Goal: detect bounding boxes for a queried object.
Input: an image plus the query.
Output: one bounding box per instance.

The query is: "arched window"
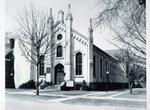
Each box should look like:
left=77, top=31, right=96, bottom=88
left=57, top=45, right=63, bottom=57
left=39, top=55, right=45, bottom=75
left=100, top=59, right=103, bottom=78
left=76, top=52, right=82, bottom=75
left=93, top=55, right=96, bottom=77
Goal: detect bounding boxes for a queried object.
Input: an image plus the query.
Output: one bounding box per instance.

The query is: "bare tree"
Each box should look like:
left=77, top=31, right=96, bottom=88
left=114, top=49, right=146, bottom=94
left=95, top=0, right=146, bottom=60
left=15, top=5, right=52, bottom=95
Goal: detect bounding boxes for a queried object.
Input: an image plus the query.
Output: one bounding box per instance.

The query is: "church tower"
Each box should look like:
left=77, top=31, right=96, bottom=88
left=65, top=4, right=74, bottom=81
left=88, top=19, right=94, bottom=85
left=30, top=35, right=36, bottom=81
left=47, top=8, right=55, bottom=85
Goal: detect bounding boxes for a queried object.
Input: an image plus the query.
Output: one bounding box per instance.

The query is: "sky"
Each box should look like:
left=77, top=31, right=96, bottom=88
left=5, top=0, right=118, bottom=50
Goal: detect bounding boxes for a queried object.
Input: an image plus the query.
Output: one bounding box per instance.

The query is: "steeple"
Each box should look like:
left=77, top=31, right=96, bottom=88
left=47, top=8, right=54, bottom=24
left=89, top=18, right=93, bottom=33
left=89, top=18, right=93, bottom=42
left=88, top=18, right=94, bottom=84
left=47, top=8, right=55, bottom=85
left=65, top=4, right=74, bottom=81
left=66, top=4, right=73, bottom=20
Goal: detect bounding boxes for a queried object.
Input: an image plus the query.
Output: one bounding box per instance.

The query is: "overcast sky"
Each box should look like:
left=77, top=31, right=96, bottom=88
left=5, top=0, right=118, bottom=50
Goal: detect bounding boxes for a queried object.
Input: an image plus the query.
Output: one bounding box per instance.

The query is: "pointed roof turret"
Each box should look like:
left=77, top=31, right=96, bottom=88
left=89, top=18, right=93, bottom=43
left=89, top=18, right=93, bottom=32
left=47, top=8, right=54, bottom=24
left=66, top=4, right=73, bottom=20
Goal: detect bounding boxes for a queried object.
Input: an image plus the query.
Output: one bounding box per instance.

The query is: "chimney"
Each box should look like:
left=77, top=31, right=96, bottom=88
left=10, top=38, right=15, bottom=49
left=57, top=10, right=64, bottom=23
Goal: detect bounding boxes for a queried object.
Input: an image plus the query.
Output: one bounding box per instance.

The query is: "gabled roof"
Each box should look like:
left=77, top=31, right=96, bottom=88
left=105, top=49, right=121, bottom=59
left=54, top=22, right=117, bottom=60
left=5, top=32, right=15, bottom=56
left=5, top=48, right=13, bottom=57
left=53, top=21, right=88, bottom=41
left=5, top=50, right=14, bottom=60
left=72, top=29, right=88, bottom=41
left=93, top=45, right=117, bottom=62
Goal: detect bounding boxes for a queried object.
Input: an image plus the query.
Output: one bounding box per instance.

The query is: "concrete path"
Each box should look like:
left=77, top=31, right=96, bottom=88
left=5, top=88, right=146, bottom=110
left=6, top=97, right=145, bottom=110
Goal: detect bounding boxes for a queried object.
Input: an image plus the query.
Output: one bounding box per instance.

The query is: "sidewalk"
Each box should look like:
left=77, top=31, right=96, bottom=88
left=5, top=88, right=146, bottom=109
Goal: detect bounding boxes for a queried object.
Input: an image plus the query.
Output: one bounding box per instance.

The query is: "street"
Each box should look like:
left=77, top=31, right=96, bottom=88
left=5, top=88, right=146, bottom=110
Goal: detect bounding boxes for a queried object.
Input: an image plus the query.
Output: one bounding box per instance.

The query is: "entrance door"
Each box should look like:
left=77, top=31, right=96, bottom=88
left=55, top=64, right=64, bottom=85
left=56, top=72, right=64, bottom=85
left=5, top=52, right=15, bottom=88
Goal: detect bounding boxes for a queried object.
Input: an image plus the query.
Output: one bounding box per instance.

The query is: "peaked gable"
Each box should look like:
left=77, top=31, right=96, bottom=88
left=53, top=22, right=88, bottom=46
left=53, top=22, right=88, bottom=40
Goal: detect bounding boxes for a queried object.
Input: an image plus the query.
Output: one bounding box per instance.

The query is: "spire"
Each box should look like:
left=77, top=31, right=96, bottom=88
left=66, top=4, right=73, bottom=20
left=50, top=8, right=52, bottom=17
left=89, top=18, right=93, bottom=32
left=89, top=18, right=93, bottom=42
left=47, top=8, right=54, bottom=24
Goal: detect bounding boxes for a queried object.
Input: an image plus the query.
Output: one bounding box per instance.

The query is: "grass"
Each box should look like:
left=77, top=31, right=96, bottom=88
left=62, top=98, right=146, bottom=108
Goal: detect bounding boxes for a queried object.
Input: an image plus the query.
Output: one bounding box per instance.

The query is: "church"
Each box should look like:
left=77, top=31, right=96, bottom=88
left=6, top=5, right=127, bottom=90
left=36, top=5, right=127, bottom=90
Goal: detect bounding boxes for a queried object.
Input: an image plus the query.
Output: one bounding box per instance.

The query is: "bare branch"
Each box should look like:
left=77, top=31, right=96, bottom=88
left=95, top=0, right=146, bottom=62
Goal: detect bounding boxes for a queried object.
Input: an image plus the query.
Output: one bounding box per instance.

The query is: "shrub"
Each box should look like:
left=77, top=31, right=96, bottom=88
left=19, top=80, right=36, bottom=89
left=89, top=84, right=96, bottom=91
left=80, top=80, right=88, bottom=91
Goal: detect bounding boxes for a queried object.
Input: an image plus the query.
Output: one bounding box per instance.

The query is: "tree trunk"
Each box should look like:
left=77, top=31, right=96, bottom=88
left=36, top=50, right=40, bottom=95
left=36, top=63, right=40, bottom=95
left=128, top=79, right=132, bottom=94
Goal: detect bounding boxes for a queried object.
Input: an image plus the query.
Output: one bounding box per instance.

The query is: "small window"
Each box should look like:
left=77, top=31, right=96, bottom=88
left=106, top=61, right=108, bottom=72
left=100, top=59, right=103, bottom=78
left=46, top=67, right=51, bottom=73
left=57, top=45, right=63, bottom=57
left=93, top=55, right=96, bottom=77
left=57, top=34, right=62, bottom=40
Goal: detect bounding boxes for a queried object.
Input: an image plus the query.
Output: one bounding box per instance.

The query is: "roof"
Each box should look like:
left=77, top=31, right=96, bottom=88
left=54, top=22, right=117, bottom=61
left=105, top=49, right=121, bottom=58
left=5, top=32, right=15, bottom=56
left=93, top=45, right=117, bottom=62
left=5, top=50, right=14, bottom=60
left=53, top=21, right=88, bottom=41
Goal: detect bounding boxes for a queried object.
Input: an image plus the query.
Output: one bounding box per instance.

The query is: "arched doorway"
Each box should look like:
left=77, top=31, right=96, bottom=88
left=55, top=63, right=64, bottom=85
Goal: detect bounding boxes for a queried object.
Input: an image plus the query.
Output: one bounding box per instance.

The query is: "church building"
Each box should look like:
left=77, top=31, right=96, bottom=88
left=36, top=5, right=127, bottom=89
left=6, top=4, right=127, bottom=90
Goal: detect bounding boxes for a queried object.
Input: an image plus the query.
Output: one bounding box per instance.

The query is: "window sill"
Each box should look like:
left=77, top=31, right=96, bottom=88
left=55, top=57, right=64, bottom=60
left=39, top=75, right=46, bottom=78
left=74, top=75, right=84, bottom=78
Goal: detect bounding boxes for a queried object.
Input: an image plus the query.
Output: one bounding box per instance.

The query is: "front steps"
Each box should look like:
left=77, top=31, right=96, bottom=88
left=40, top=81, right=66, bottom=91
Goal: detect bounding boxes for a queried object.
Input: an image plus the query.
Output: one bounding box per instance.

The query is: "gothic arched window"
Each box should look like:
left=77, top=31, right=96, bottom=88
left=40, top=55, right=45, bottom=75
left=76, top=52, right=82, bottom=75
left=93, top=55, right=96, bottom=77
left=57, top=45, right=63, bottom=57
